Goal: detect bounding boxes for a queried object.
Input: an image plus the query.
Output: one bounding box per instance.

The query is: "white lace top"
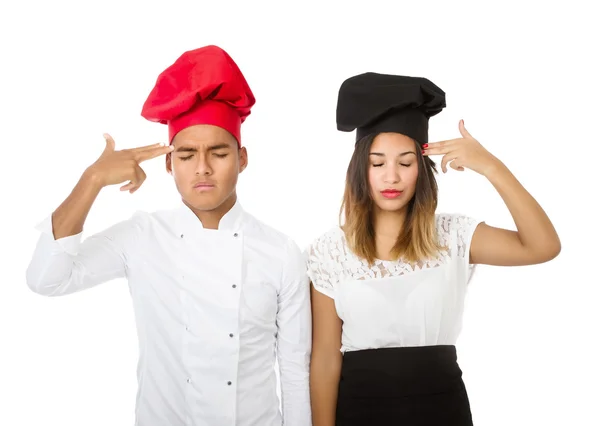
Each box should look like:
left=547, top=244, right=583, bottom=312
left=305, top=213, right=483, bottom=353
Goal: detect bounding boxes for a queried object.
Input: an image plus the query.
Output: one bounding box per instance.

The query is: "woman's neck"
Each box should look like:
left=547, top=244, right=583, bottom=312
left=372, top=207, right=406, bottom=238
left=372, top=207, right=407, bottom=259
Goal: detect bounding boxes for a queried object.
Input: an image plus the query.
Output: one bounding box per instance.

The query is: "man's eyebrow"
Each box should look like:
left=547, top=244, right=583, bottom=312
left=207, top=143, right=232, bottom=151
left=175, top=146, right=197, bottom=152
left=174, top=143, right=232, bottom=153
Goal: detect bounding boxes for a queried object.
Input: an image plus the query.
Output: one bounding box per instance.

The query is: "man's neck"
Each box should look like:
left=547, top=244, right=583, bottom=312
left=187, top=194, right=237, bottom=230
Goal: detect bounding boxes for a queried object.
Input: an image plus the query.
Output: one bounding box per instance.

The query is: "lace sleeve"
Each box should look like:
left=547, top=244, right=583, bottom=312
left=304, top=233, right=337, bottom=299
left=452, top=214, right=484, bottom=285
left=454, top=215, right=482, bottom=260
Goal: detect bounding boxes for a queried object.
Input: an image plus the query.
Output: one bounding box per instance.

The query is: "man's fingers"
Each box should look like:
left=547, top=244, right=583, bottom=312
left=135, top=145, right=174, bottom=162
left=129, top=168, right=147, bottom=193
left=136, top=165, right=147, bottom=182
left=133, top=165, right=147, bottom=189
left=120, top=182, right=135, bottom=192
left=129, top=142, right=166, bottom=152
left=103, top=134, right=116, bottom=153
left=120, top=181, right=144, bottom=193
left=119, top=165, right=147, bottom=193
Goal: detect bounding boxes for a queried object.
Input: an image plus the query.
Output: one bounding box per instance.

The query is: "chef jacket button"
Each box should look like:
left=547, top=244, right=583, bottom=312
left=187, top=378, right=191, bottom=384
left=185, top=326, right=190, bottom=331
left=232, top=284, right=237, bottom=288
left=227, top=381, right=232, bottom=386
left=180, top=234, right=184, bottom=238
left=233, top=233, right=238, bottom=237
left=229, top=333, right=234, bottom=338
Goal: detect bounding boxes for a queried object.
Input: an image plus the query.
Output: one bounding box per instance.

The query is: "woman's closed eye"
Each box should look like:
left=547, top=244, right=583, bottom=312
left=371, top=162, right=412, bottom=168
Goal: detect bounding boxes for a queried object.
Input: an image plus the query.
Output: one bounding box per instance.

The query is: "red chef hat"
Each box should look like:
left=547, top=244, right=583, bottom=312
left=141, top=45, right=255, bottom=146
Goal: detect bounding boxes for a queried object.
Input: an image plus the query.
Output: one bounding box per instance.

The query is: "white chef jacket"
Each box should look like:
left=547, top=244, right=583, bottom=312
left=26, top=199, right=312, bottom=426
left=305, top=213, right=482, bottom=353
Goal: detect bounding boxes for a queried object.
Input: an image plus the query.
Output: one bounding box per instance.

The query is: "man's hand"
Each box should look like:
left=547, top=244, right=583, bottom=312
left=86, top=134, right=173, bottom=193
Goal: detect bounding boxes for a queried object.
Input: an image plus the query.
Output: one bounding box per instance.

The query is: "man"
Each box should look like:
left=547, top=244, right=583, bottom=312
left=26, top=45, right=312, bottom=426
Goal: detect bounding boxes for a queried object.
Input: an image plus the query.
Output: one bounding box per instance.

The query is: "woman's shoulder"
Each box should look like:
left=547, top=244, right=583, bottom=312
left=307, top=225, right=345, bottom=248
left=435, top=212, right=484, bottom=256
left=435, top=212, right=481, bottom=232
left=304, top=226, right=347, bottom=296
left=305, top=226, right=346, bottom=259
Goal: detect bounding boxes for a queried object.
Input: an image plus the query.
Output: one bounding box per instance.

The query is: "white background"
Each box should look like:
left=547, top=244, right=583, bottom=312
left=1, top=1, right=598, bottom=425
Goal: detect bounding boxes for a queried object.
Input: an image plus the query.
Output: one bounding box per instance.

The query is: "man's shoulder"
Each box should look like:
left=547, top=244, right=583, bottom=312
left=125, top=206, right=182, bottom=231
left=142, top=206, right=180, bottom=220
left=242, top=211, right=296, bottom=247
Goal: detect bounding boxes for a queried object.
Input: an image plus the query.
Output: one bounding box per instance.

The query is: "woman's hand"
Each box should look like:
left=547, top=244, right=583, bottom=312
left=423, top=119, right=501, bottom=176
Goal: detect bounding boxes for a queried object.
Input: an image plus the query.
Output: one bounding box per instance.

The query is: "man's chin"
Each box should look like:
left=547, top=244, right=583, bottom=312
left=182, top=193, right=233, bottom=212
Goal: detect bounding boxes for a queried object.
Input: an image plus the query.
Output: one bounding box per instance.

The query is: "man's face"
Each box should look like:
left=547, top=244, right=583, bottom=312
left=167, top=124, right=247, bottom=212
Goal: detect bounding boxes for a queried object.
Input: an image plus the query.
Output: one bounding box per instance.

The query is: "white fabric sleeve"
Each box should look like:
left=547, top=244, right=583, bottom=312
left=25, top=212, right=145, bottom=297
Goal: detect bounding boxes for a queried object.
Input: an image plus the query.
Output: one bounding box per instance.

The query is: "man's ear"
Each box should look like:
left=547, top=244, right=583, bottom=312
left=166, top=153, right=173, bottom=175
left=238, top=146, right=248, bottom=173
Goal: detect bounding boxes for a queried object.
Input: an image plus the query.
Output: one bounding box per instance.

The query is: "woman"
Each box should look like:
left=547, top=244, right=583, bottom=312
left=306, top=72, right=561, bottom=425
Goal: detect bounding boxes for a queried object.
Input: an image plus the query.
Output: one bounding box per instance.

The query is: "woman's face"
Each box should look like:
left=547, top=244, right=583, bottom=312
left=368, top=132, right=420, bottom=213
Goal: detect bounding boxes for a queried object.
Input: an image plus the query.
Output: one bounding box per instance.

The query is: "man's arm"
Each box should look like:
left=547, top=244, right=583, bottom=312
left=25, top=135, right=170, bottom=296
left=25, top=173, right=143, bottom=296
left=276, top=238, right=312, bottom=425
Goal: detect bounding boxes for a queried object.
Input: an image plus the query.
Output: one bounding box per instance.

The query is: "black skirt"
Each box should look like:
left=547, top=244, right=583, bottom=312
left=336, top=345, right=473, bottom=426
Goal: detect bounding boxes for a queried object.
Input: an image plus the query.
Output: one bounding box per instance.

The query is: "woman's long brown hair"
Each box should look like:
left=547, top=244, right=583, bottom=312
left=339, top=133, right=445, bottom=265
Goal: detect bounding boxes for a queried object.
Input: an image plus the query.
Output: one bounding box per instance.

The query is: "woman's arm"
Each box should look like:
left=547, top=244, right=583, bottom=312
left=309, top=284, right=343, bottom=426
left=424, top=119, right=561, bottom=266
left=469, top=161, right=560, bottom=266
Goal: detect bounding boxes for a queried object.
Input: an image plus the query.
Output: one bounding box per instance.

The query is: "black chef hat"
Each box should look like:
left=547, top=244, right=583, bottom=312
left=336, top=72, right=446, bottom=145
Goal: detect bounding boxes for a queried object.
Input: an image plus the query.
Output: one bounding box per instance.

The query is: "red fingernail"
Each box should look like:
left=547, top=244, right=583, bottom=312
left=423, top=144, right=428, bottom=148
